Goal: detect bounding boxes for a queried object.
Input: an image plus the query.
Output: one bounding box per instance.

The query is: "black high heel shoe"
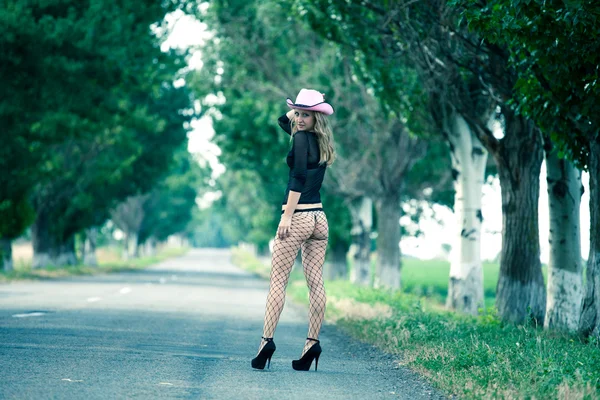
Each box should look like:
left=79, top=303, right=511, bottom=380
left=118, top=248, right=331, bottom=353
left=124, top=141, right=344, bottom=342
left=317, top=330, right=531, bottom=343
left=251, top=337, right=276, bottom=370
left=292, top=337, right=322, bottom=371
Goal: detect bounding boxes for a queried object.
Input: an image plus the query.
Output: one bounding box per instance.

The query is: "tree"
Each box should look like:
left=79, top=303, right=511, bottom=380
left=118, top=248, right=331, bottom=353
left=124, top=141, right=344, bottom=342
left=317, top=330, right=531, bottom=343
left=378, top=0, right=549, bottom=323
left=193, top=0, right=361, bottom=257
left=290, top=0, right=496, bottom=314
left=0, top=201, right=34, bottom=271
left=321, top=64, right=427, bottom=289
left=1, top=0, right=196, bottom=268
left=347, top=197, right=373, bottom=285
left=196, top=0, right=441, bottom=289
left=456, top=0, right=599, bottom=333
left=0, top=2, right=65, bottom=269
left=138, top=150, right=208, bottom=248
left=544, top=139, right=583, bottom=332
left=30, top=81, right=192, bottom=268
left=111, top=195, right=150, bottom=260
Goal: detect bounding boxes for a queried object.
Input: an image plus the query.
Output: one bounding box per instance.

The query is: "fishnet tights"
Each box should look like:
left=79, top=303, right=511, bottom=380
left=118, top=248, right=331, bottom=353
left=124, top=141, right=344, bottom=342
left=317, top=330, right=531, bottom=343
left=258, top=210, right=328, bottom=358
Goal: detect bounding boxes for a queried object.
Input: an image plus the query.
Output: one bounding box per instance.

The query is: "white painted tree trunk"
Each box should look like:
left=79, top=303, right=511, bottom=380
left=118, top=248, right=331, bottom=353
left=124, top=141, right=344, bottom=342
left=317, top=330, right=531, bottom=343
left=123, top=232, right=139, bottom=260
left=544, top=150, right=583, bottom=332
left=83, top=228, right=98, bottom=266
left=141, top=238, right=156, bottom=257
left=445, top=113, right=487, bottom=315
left=1, top=238, right=13, bottom=272
left=112, top=195, right=147, bottom=260
left=580, top=138, right=600, bottom=337
left=32, top=251, right=77, bottom=268
left=168, top=234, right=185, bottom=248
left=374, top=194, right=401, bottom=290
left=349, top=197, right=372, bottom=286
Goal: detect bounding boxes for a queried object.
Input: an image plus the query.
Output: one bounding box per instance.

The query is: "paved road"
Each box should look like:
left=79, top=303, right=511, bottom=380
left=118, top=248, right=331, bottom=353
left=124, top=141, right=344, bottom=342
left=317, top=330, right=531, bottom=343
left=0, top=248, right=444, bottom=399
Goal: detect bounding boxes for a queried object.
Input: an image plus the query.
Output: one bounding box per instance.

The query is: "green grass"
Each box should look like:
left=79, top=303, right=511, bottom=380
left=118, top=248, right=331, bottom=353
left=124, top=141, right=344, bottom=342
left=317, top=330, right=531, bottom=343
left=0, top=246, right=189, bottom=283
left=401, top=258, right=501, bottom=306
left=233, top=247, right=600, bottom=400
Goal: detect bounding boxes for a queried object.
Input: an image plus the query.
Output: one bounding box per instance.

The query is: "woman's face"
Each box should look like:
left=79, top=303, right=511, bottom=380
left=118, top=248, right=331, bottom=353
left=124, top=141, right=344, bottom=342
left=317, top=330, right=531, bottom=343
left=294, top=109, right=315, bottom=131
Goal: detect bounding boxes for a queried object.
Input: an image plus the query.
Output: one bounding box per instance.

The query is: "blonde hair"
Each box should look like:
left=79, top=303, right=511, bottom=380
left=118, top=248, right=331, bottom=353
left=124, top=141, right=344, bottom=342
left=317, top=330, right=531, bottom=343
left=290, top=111, right=336, bottom=166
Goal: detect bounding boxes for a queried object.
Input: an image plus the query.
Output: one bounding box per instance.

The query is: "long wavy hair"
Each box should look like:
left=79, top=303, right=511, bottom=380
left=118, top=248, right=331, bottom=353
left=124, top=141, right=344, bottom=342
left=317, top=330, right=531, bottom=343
left=290, top=111, right=336, bottom=166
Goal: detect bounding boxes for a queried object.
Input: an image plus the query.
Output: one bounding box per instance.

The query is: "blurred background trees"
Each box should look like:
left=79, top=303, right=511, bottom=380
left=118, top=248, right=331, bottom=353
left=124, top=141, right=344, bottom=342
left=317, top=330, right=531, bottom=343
left=1, top=0, right=210, bottom=269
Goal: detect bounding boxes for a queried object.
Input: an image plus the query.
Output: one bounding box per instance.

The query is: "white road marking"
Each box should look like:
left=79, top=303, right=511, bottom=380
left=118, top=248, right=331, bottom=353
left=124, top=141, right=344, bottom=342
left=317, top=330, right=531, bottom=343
left=119, top=287, right=132, bottom=294
left=12, top=312, right=46, bottom=318
left=87, top=297, right=101, bottom=302
left=159, top=382, right=173, bottom=386
left=62, top=378, right=83, bottom=382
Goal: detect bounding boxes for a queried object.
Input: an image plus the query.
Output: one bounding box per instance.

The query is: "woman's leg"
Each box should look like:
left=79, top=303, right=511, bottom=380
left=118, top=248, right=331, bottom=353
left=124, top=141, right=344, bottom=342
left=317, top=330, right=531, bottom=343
left=258, top=213, right=313, bottom=352
left=299, top=211, right=329, bottom=356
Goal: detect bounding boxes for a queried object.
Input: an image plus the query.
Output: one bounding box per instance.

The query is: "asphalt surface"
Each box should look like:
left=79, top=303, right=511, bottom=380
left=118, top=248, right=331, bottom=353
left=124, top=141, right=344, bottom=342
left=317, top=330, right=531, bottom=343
left=0, top=248, right=445, bottom=400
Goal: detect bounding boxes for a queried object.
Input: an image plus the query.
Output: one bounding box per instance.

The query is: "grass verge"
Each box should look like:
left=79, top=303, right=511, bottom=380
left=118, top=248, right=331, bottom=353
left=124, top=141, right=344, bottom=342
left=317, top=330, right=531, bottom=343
left=232, top=247, right=600, bottom=400
left=0, top=246, right=189, bottom=283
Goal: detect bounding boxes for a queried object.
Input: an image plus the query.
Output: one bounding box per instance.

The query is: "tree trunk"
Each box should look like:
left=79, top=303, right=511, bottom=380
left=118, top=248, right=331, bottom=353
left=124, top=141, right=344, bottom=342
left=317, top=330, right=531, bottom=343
left=83, top=228, right=98, bottom=266
left=1, top=238, right=13, bottom=272
left=445, top=113, right=487, bottom=315
left=349, top=197, right=372, bottom=286
left=324, top=240, right=348, bottom=280
left=374, top=193, right=401, bottom=290
left=580, top=136, right=600, bottom=337
left=142, top=237, right=156, bottom=257
left=544, top=147, right=583, bottom=332
left=31, top=210, right=77, bottom=268
left=123, top=232, right=139, bottom=260
left=495, top=112, right=546, bottom=325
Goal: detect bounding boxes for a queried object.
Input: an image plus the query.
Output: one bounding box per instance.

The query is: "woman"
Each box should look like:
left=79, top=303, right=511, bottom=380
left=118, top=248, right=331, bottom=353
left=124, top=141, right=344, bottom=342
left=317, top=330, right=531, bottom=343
left=251, top=88, right=335, bottom=372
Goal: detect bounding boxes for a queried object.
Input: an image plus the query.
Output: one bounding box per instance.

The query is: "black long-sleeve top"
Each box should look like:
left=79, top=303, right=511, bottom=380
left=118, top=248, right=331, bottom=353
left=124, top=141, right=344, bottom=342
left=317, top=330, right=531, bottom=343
left=277, top=114, right=326, bottom=205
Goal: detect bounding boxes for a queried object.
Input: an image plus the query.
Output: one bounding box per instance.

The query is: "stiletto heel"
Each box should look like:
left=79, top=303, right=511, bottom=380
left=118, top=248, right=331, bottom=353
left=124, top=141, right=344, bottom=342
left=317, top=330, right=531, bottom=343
left=292, top=337, right=322, bottom=371
left=251, top=337, right=276, bottom=370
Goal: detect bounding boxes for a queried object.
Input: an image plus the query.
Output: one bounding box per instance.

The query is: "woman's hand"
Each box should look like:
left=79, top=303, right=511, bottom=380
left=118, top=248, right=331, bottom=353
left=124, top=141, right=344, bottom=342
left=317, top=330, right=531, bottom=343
left=286, top=109, right=296, bottom=120
left=277, top=215, right=292, bottom=240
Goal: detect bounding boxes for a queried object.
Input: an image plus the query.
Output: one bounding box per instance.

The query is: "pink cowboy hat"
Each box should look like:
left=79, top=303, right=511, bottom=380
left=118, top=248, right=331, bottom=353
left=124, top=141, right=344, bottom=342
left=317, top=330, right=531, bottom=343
left=286, top=88, right=334, bottom=115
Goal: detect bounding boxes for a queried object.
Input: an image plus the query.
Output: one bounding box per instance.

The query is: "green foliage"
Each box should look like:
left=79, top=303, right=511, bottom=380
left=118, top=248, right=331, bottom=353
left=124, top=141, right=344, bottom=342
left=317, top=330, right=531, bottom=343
left=209, top=169, right=282, bottom=251
left=193, top=0, right=453, bottom=255
left=0, top=0, right=197, bottom=249
left=454, top=0, right=600, bottom=168
left=191, top=0, right=356, bottom=251
left=340, top=308, right=599, bottom=399
left=187, top=206, right=233, bottom=248
left=0, top=198, right=35, bottom=240
left=287, top=0, right=432, bottom=136
left=320, top=189, right=353, bottom=257
left=404, top=138, right=454, bottom=208
left=290, top=1, right=421, bottom=117
left=35, top=83, right=193, bottom=242
left=286, top=0, right=455, bottom=204
left=139, top=149, right=208, bottom=244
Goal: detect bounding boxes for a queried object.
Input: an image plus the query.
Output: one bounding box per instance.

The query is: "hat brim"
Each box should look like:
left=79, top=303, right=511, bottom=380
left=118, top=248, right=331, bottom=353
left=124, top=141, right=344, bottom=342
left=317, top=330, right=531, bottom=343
left=286, top=98, right=334, bottom=115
